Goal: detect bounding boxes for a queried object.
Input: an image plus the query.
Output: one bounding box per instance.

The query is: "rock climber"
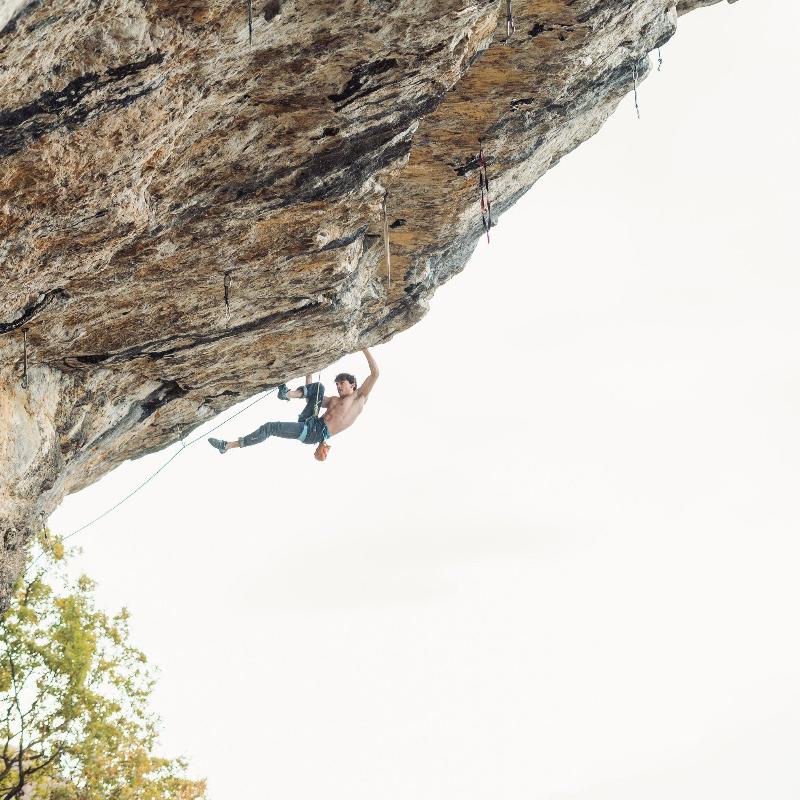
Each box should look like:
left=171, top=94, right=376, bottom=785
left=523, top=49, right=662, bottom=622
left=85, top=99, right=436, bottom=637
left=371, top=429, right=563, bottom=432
left=207, top=348, right=379, bottom=461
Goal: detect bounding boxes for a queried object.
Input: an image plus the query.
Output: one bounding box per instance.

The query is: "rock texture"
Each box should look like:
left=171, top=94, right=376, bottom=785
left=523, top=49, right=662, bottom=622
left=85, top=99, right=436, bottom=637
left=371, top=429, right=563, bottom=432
left=1, top=0, right=736, bottom=609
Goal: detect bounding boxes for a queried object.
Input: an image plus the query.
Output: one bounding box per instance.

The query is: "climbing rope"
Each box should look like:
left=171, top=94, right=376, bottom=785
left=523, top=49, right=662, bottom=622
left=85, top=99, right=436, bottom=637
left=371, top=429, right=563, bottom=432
left=479, top=143, right=492, bottom=243
left=45, top=387, right=277, bottom=551
left=21, top=329, right=28, bottom=389
left=632, top=62, right=641, bottom=119
left=506, top=0, right=515, bottom=39
left=314, top=372, right=323, bottom=417
left=382, top=193, right=391, bottom=289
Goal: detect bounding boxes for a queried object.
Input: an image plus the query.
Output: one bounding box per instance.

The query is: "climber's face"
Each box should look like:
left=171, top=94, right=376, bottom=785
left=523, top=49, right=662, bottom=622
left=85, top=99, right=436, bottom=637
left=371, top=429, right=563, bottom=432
left=335, top=378, right=356, bottom=397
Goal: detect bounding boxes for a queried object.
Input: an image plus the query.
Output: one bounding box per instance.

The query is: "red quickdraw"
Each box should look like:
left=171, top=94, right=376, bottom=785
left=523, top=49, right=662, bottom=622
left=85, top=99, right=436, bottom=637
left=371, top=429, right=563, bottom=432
left=479, top=143, right=492, bottom=243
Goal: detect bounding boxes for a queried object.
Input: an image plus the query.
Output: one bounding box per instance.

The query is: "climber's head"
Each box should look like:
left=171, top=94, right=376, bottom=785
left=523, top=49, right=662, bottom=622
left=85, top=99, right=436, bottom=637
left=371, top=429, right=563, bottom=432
left=334, top=373, right=357, bottom=397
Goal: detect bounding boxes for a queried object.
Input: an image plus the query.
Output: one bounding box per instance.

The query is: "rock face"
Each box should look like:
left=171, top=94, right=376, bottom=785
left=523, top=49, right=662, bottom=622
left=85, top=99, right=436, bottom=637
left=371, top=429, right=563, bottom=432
left=0, top=0, right=736, bottom=609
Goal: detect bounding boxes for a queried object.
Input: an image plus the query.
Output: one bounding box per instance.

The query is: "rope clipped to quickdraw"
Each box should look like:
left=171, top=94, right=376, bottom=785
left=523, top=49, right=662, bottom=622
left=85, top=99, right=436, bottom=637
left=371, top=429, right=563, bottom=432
left=313, top=372, right=323, bottom=417
left=223, top=271, right=233, bottom=322
left=632, top=62, right=641, bottom=119
left=247, top=0, right=253, bottom=45
left=657, top=48, right=663, bottom=71
left=506, top=0, right=515, bottom=39
left=479, top=142, right=492, bottom=243
left=21, top=329, right=28, bottom=389
left=382, top=193, right=391, bottom=289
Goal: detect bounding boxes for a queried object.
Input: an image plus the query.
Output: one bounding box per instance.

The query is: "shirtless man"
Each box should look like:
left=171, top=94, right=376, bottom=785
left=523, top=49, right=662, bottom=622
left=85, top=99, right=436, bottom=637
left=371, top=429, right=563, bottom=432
left=207, top=348, right=379, bottom=461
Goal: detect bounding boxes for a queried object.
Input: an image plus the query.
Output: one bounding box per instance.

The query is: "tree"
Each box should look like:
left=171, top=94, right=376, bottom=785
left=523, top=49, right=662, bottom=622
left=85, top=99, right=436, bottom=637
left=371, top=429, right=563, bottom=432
left=0, top=532, right=207, bottom=799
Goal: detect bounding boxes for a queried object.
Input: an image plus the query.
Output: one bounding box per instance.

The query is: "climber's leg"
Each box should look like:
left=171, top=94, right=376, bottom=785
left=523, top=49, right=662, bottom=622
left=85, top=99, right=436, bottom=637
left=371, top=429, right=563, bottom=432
left=244, top=420, right=306, bottom=446
left=207, top=420, right=306, bottom=453
left=297, top=382, right=325, bottom=424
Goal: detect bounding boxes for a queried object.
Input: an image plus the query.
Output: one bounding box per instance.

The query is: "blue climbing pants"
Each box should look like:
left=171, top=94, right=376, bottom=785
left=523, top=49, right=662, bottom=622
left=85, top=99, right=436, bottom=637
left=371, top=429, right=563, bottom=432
left=239, top=383, right=330, bottom=447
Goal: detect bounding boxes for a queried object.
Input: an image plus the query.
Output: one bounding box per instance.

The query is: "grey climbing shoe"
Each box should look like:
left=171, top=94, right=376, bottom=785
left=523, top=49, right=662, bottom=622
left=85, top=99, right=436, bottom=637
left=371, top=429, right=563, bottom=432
left=208, top=437, right=227, bottom=454
left=277, top=383, right=290, bottom=401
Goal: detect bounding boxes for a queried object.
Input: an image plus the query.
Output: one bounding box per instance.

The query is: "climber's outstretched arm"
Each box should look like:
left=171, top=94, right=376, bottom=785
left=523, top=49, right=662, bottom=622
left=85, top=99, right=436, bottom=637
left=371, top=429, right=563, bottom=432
left=357, top=348, right=379, bottom=401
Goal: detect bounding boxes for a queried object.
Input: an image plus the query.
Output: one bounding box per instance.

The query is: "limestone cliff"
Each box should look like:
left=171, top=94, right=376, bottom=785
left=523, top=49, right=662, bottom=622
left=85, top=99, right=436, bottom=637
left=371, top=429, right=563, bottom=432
left=0, top=0, right=736, bottom=609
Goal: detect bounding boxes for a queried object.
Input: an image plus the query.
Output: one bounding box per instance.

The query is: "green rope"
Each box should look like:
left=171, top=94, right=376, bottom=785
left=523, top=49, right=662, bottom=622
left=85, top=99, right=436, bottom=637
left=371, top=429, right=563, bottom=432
left=59, top=387, right=276, bottom=545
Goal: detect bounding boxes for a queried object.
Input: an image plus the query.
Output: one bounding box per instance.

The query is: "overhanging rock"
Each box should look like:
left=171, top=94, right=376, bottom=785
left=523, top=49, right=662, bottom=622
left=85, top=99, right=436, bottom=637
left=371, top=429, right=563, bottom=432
left=1, top=0, right=737, bottom=610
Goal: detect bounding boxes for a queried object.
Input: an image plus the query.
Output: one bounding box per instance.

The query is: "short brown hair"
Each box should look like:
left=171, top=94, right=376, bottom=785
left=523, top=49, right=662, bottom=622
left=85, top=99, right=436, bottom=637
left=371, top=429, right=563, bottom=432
left=334, top=372, right=357, bottom=388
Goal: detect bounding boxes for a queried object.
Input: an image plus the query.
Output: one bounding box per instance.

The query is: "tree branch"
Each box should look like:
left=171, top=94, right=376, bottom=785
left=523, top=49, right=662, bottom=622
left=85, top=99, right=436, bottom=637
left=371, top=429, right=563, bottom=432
left=6, top=657, right=25, bottom=800
left=23, top=744, right=64, bottom=780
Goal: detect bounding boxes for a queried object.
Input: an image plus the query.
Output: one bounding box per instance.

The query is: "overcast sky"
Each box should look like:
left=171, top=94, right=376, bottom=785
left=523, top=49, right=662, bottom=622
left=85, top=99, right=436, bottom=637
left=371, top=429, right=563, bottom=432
left=49, top=2, right=800, bottom=798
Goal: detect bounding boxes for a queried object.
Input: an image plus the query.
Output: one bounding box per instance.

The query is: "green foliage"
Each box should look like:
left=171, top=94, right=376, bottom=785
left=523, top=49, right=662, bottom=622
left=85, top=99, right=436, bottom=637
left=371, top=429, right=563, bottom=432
left=0, top=531, right=207, bottom=800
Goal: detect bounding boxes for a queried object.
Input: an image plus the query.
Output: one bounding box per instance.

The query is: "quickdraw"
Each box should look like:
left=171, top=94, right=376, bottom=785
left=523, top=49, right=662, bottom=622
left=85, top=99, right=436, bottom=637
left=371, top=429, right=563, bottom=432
left=506, top=0, right=515, bottom=39
left=657, top=48, right=663, bottom=72
left=223, top=271, right=233, bottom=321
left=247, top=0, right=253, bottom=45
left=479, top=143, right=492, bottom=243
left=382, top=193, right=392, bottom=288
left=21, top=328, right=28, bottom=389
left=632, top=63, right=641, bottom=119
left=313, top=372, right=323, bottom=417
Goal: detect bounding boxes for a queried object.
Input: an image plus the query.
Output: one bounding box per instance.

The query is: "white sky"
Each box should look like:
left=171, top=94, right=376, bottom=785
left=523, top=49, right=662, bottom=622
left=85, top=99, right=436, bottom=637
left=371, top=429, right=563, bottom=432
left=49, top=2, right=800, bottom=798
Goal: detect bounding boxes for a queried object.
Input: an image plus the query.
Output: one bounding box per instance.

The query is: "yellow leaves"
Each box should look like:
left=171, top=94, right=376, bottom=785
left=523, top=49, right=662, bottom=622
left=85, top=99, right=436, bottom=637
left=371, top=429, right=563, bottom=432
left=1, top=538, right=208, bottom=799
left=35, top=528, right=65, bottom=561
left=16, top=604, right=39, bottom=626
